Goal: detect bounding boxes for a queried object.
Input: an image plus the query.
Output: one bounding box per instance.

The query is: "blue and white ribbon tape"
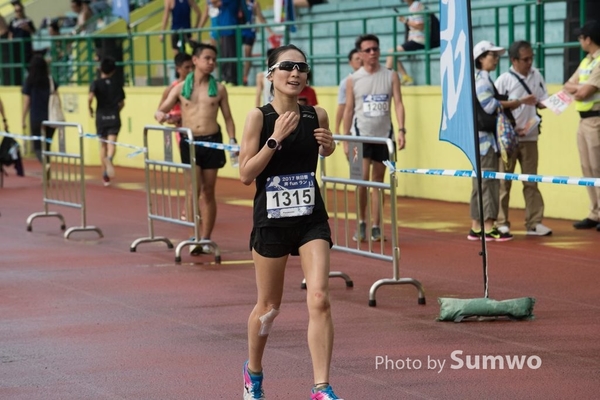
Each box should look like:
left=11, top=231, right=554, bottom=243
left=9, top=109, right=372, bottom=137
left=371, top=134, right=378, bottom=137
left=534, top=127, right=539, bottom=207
left=188, top=138, right=240, bottom=152
left=83, top=133, right=146, bottom=158
left=383, top=161, right=600, bottom=187
left=0, top=131, right=52, bottom=143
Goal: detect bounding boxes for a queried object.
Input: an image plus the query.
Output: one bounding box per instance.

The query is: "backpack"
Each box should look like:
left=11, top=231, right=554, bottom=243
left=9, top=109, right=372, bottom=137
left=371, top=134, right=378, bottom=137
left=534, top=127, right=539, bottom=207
left=0, top=136, right=25, bottom=177
left=403, top=8, right=440, bottom=49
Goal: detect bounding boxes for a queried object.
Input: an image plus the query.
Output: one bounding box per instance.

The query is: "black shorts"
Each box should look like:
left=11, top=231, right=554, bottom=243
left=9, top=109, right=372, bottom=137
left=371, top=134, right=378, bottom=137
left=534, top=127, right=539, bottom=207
left=179, top=131, right=226, bottom=170
left=96, top=125, right=120, bottom=138
left=356, top=126, right=396, bottom=163
left=401, top=40, right=425, bottom=52
left=250, top=220, right=333, bottom=258
left=171, top=33, right=192, bottom=50
left=242, top=36, right=255, bottom=47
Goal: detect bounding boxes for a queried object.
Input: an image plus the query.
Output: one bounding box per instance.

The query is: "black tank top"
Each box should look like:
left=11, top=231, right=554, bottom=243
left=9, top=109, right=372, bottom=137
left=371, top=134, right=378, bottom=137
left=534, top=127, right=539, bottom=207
left=253, top=104, right=328, bottom=228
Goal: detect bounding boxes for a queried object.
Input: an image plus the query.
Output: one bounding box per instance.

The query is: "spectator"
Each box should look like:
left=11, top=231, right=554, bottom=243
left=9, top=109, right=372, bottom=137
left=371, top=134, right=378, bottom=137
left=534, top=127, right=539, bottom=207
left=155, top=43, right=237, bottom=253
left=0, top=13, right=10, bottom=85
left=334, top=48, right=362, bottom=134
left=199, top=0, right=220, bottom=47
left=293, top=0, right=327, bottom=8
left=254, top=47, right=276, bottom=107
left=160, top=0, right=202, bottom=55
left=88, top=57, right=126, bottom=187
left=562, top=20, right=600, bottom=231
left=384, top=0, right=426, bottom=86
left=0, top=95, right=8, bottom=132
left=343, top=34, right=406, bottom=242
left=9, top=1, right=36, bottom=84
left=495, top=40, right=551, bottom=236
left=71, top=0, right=94, bottom=34
left=298, top=71, right=318, bottom=106
left=21, top=56, right=57, bottom=164
left=216, top=0, right=241, bottom=85
left=240, top=0, right=273, bottom=86
left=89, top=0, right=111, bottom=15
left=468, top=41, right=534, bottom=242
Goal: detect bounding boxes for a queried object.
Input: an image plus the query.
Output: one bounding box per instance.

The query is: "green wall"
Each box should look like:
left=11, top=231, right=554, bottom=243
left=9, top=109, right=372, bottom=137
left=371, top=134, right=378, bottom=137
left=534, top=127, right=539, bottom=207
left=0, top=84, right=588, bottom=221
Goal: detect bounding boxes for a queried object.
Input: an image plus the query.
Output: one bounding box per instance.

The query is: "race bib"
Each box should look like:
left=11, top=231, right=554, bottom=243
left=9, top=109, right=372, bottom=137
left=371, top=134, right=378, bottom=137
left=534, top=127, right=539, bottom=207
left=266, top=172, right=316, bottom=219
left=541, top=91, right=573, bottom=115
left=362, top=94, right=390, bottom=117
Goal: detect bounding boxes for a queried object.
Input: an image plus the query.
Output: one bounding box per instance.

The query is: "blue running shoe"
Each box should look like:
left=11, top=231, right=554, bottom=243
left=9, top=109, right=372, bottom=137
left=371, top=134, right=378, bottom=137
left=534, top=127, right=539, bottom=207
left=243, top=361, right=265, bottom=400
left=310, top=385, right=343, bottom=400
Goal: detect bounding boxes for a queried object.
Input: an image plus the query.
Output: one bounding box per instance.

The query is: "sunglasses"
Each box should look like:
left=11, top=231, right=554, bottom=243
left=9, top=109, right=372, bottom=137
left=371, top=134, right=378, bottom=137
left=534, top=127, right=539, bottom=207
left=361, top=46, right=380, bottom=53
left=268, top=61, right=310, bottom=74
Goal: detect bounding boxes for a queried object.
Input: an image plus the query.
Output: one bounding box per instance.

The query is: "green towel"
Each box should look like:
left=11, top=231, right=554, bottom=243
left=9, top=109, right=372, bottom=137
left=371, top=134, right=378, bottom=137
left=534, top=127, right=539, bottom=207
left=181, top=73, right=218, bottom=100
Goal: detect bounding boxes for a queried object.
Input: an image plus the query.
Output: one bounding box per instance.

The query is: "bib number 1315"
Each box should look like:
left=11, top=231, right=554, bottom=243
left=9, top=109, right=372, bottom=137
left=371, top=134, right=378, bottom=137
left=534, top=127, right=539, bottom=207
left=266, top=172, right=316, bottom=219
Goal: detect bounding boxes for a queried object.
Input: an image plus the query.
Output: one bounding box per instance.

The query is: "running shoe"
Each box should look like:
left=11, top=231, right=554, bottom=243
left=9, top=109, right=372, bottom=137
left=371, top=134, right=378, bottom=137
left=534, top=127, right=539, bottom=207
left=497, top=225, right=510, bottom=234
left=352, top=221, right=366, bottom=242
left=526, top=223, right=552, bottom=236
left=467, top=229, right=481, bottom=241
left=371, top=226, right=385, bottom=242
left=189, top=237, right=212, bottom=256
left=310, top=385, right=343, bottom=400
left=243, top=361, right=265, bottom=400
left=102, top=174, right=110, bottom=187
left=401, top=74, right=414, bottom=86
left=485, top=227, right=513, bottom=242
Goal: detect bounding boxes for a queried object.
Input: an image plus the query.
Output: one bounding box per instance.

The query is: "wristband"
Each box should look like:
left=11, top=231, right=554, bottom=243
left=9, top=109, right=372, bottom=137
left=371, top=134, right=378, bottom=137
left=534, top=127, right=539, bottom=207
left=398, top=127, right=407, bottom=134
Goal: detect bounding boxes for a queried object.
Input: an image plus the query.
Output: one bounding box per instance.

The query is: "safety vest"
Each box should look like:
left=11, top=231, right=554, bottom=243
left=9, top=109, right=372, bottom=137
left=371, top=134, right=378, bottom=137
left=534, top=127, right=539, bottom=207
left=575, top=53, right=600, bottom=111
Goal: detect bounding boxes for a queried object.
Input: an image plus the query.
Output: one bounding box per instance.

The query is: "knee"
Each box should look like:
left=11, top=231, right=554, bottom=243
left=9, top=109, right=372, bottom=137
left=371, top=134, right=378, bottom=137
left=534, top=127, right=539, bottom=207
left=200, top=186, right=216, bottom=200
left=255, top=304, right=280, bottom=337
left=307, top=289, right=331, bottom=314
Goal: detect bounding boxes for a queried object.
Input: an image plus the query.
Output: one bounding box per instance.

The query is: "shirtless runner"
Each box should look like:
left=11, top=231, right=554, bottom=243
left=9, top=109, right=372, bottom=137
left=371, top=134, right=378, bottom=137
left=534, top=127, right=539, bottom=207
left=155, top=43, right=236, bottom=254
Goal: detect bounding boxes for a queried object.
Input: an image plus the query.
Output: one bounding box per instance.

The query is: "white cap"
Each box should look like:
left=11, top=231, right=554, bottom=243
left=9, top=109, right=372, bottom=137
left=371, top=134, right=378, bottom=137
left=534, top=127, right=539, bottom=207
left=473, top=40, right=505, bottom=60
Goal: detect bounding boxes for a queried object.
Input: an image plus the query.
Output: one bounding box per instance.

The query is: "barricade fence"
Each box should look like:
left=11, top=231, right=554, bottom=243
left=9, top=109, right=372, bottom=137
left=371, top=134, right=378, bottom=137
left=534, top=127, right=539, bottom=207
left=130, top=125, right=223, bottom=263
left=319, top=135, right=426, bottom=307
left=26, top=121, right=103, bottom=239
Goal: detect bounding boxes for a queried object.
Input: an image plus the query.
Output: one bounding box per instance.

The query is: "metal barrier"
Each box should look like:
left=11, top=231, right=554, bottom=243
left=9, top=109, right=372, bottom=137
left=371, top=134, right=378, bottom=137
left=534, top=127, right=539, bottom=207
left=130, top=125, right=220, bottom=263
left=26, top=122, right=103, bottom=239
left=318, top=135, right=426, bottom=307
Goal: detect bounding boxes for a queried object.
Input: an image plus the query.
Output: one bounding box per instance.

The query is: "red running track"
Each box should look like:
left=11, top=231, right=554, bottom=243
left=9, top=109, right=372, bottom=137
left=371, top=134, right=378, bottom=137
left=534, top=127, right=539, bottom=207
left=0, top=160, right=599, bottom=399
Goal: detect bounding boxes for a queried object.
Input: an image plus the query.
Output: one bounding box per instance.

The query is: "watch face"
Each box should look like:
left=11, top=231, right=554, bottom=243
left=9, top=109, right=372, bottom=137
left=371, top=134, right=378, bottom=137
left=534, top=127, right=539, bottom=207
left=267, top=138, right=278, bottom=149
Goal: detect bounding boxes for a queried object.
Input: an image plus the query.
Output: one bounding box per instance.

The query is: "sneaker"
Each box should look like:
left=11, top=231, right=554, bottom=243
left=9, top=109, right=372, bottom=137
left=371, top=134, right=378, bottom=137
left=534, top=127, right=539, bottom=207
left=485, top=227, right=513, bottom=242
left=526, top=223, right=552, bottom=236
left=189, top=237, right=212, bottom=256
left=105, top=157, right=115, bottom=178
left=243, top=361, right=265, bottom=400
left=371, top=226, right=383, bottom=242
left=102, top=174, right=110, bottom=187
left=401, top=74, right=414, bottom=86
left=573, top=218, right=598, bottom=229
left=352, top=221, right=366, bottom=242
left=467, top=229, right=482, bottom=241
left=311, top=385, right=343, bottom=400
left=497, top=225, right=510, bottom=234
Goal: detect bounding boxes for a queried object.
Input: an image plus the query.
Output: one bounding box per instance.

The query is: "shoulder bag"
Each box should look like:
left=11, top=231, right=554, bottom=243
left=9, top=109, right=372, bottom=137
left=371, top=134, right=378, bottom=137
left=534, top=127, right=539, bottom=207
left=48, top=77, right=65, bottom=122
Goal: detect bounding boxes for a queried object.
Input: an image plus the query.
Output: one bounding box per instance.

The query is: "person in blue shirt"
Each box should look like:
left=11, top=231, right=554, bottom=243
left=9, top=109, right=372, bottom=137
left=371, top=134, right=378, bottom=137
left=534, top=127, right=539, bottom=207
left=240, top=0, right=273, bottom=86
left=160, top=0, right=202, bottom=55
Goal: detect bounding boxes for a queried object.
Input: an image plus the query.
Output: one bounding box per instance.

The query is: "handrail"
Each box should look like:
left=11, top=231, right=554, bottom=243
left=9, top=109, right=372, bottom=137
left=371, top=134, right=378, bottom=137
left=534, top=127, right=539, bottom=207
left=0, top=0, right=586, bottom=87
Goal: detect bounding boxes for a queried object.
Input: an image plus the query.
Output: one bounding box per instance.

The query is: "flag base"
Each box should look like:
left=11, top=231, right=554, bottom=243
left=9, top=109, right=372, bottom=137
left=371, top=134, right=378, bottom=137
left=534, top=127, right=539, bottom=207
left=437, top=297, right=535, bottom=322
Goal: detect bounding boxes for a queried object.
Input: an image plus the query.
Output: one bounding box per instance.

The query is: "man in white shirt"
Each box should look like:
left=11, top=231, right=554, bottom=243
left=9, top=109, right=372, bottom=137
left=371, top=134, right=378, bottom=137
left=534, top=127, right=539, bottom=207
left=334, top=48, right=362, bottom=134
left=495, top=40, right=551, bottom=236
